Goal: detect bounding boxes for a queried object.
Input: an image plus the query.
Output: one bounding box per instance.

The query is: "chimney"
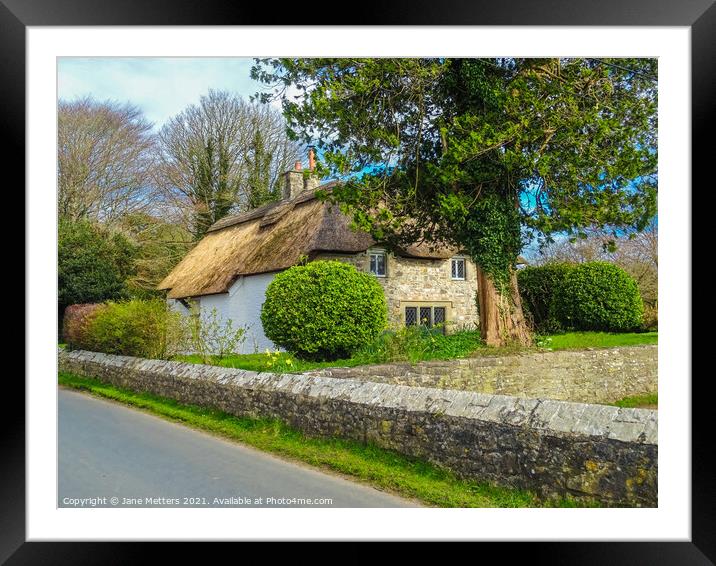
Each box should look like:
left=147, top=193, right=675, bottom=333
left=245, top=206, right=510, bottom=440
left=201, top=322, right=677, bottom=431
left=304, top=147, right=319, bottom=193
left=283, top=160, right=304, bottom=200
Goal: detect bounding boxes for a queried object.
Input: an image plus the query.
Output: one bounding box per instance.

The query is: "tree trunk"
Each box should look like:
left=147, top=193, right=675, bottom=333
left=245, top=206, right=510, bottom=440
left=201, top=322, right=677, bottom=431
left=476, top=265, right=533, bottom=347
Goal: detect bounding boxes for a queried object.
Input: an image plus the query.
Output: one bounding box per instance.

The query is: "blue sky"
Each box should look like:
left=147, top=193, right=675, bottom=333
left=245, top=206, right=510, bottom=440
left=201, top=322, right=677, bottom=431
left=58, top=57, right=270, bottom=128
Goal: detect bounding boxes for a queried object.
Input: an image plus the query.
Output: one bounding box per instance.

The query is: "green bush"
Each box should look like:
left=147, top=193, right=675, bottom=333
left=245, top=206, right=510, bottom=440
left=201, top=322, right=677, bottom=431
left=261, top=261, right=388, bottom=360
left=85, top=299, right=186, bottom=359
left=58, top=219, right=136, bottom=315
left=353, top=326, right=483, bottom=364
left=517, top=263, right=574, bottom=333
left=62, top=303, right=104, bottom=350
left=553, top=262, right=644, bottom=332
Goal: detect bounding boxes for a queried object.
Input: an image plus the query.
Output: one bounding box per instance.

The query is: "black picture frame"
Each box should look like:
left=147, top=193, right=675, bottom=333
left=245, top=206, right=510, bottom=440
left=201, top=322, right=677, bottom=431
left=6, top=0, right=709, bottom=561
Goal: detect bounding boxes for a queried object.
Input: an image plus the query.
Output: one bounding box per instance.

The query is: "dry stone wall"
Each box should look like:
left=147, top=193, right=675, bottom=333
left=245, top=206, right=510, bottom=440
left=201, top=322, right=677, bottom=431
left=59, top=349, right=657, bottom=506
left=306, top=346, right=657, bottom=405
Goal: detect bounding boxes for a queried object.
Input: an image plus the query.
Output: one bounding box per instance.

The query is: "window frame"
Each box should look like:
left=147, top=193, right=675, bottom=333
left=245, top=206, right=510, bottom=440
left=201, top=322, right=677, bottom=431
left=368, top=248, right=387, bottom=277
left=451, top=256, right=466, bottom=280
left=401, top=301, right=452, bottom=334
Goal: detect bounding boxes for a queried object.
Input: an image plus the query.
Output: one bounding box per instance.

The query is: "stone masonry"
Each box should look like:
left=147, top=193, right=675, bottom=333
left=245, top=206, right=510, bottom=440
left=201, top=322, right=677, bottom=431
left=305, top=345, right=657, bottom=405
left=59, top=349, right=657, bottom=506
left=314, top=252, right=480, bottom=331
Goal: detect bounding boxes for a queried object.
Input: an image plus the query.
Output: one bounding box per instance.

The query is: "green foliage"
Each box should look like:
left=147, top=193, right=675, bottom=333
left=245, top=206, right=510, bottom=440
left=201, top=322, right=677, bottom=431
left=185, top=303, right=248, bottom=363
left=84, top=299, right=186, bottom=359
left=519, top=262, right=647, bottom=332
left=517, top=263, right=574, bottom=332
left=442, top=192, right=522, bottom=288
left=245, top=125, right=280, bottom=209
left=62, top=303, right=104, bottom=349
left=260, top=261, right=388, bottom=360
left=180, top=329, right=483, bottom=372
left=553, top=262, right=644, bottom=332
left=58, top=219, right=136, bottom=313
left=190, top=136, right=239, bottom=238
left=252, top=58, right=658, bottom=286
left=353, top=327, right=483, bottom=364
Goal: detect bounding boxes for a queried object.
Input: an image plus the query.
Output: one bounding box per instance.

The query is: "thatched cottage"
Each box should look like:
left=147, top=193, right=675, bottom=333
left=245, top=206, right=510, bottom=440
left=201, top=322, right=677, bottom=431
left=158, top=160, right=479, bottom=352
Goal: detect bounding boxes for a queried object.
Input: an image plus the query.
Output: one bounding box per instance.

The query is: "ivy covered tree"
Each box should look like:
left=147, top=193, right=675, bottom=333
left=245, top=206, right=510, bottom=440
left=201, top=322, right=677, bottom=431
left=244, top=124, right=278, bottom=209
left=252, top=58, right=657, bottom=346
left=156, top=90, right=301, bottom=239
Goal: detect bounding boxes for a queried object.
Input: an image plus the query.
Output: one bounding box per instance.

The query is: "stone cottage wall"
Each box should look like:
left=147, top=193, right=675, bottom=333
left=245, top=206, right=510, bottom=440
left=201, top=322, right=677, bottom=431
left=59, top=349, right=657, bottom=506
left=314, top=252, right=480, bottom=331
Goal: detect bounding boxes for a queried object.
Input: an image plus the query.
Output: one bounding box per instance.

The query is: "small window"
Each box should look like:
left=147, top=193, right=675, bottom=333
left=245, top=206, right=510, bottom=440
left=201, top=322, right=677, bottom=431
left=369, top=250, right=387, bottom=277
left=404, top=305, right=448, bottom=334
left=451, top=257, right=466, bottom=280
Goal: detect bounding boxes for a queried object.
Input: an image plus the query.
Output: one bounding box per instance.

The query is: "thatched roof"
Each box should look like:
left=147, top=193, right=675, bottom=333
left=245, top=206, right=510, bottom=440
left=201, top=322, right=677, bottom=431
left=158, top=184, right=456, bottom=299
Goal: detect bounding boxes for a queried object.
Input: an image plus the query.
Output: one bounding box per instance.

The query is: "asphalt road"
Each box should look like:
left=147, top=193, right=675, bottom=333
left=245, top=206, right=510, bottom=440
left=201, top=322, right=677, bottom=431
left=58, top=388, right=417, bottom=508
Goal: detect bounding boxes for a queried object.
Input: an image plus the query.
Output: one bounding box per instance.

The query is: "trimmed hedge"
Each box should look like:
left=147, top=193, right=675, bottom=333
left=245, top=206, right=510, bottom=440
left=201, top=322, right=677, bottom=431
left=517, top=263, right=573, bottom=333
left=554, top=262, right=644, bottom=332
left=261, top=261, right=388, bottom=360
left=518, top=261, right=645, bottom=333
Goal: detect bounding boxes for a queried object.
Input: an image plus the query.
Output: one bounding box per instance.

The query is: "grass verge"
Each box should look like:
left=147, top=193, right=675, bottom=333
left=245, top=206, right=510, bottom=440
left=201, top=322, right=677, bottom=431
left=58, top=371, right=592, bottom=508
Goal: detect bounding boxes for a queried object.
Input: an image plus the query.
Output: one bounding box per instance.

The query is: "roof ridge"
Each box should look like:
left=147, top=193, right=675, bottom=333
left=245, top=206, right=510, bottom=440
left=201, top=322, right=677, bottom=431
left=206, top=181, right=338, bottom=233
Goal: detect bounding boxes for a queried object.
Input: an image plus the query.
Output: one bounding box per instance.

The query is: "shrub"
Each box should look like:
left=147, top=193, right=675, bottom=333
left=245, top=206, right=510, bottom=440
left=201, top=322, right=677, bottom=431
left=353, top=326, right=483, bottom=364
left=58, top=219, right=136, bottom=315
left=553, top=262, right=644, bottom=332
left=517, top=263, right=574, bottom=333
left=62, top=303, right=104, bottom=350
left=185, top=302, right=248, bottom=363
left=85, top=298, right=186, bottom=359
left=261, top=261, right=387, bottom=360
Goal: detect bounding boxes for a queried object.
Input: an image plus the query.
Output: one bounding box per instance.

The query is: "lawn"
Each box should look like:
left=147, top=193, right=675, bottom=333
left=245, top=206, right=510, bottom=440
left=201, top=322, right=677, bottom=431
left=537, top=331, right=657, bottom=351
left=176, top=330, right=657, bottom=374
left=177, top=328, right=484, bottom=373
left=59, top=371, right=593, bottom=508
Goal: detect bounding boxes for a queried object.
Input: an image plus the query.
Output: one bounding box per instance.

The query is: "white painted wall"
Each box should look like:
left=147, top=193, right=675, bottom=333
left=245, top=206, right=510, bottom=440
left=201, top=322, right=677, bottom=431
left=167, top=271, right=279, bottom=354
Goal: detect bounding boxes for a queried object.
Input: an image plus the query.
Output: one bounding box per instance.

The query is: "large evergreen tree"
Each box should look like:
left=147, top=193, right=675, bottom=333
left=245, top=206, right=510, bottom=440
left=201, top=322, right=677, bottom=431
left=58, top=219, right=136, bottom=316
left=252, top=58, right=657, bottom=346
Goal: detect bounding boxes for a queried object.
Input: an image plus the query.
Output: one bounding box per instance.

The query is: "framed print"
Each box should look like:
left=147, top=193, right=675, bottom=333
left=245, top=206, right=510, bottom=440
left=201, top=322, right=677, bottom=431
left=6, top=0, right=712, bottom=561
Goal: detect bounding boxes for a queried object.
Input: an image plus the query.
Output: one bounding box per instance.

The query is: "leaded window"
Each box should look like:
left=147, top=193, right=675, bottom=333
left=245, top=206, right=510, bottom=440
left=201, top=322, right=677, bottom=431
left=404, top=305, right=448, bottom=334
left=451, top=257, right=466, bottom=280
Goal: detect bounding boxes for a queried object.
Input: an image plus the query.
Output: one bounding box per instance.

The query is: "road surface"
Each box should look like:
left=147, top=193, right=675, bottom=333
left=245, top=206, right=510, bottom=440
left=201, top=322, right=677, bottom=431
left=58, top=388, right=417, bottom=508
